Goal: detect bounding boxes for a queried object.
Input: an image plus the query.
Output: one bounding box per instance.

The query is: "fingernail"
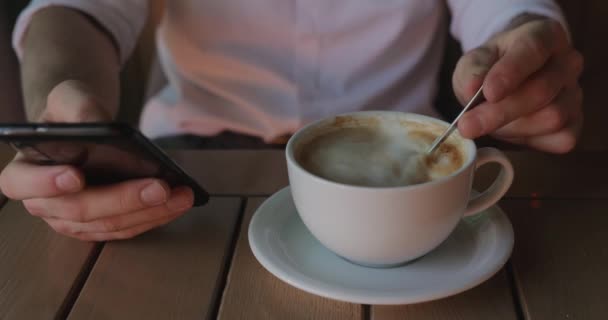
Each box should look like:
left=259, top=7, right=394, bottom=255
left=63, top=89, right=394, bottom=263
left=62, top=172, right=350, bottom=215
left=140, top=182, right=168, bottom=206
left=167, top=189, right=194, bottom=212
left=461, top=114, right=485, bottom=138
left=471, top=64, right=491, bottom=78
left=55, top=170, right=81, bottom=192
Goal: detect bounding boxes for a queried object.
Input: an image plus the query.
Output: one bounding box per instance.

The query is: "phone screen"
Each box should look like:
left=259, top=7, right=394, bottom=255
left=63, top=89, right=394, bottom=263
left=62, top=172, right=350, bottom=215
left=0, top=123, right=209, bottom=206
left=12, top=139, right=177, bottom=186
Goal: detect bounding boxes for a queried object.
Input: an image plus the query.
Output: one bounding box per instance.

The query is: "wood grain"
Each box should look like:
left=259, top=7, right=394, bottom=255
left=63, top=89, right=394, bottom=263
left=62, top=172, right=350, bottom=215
left=67, top=197, right=242, bottom=320
left=169, top=150, right=288, bottom=196
left=169, top=149, right=608, bottom=199
left=503, top=199, right=608, bottom=319
left=472, top=151, right=608, bottom=199
left=217, top=197, right=362, bottom=320
left=372, top=270, right=517, bottom=320
left=0, top=201, right=96, bottom=319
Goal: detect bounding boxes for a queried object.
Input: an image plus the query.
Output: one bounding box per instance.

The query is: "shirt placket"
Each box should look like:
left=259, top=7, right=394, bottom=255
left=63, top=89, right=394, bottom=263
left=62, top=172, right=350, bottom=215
left=294, top=0, right=322, bottom=118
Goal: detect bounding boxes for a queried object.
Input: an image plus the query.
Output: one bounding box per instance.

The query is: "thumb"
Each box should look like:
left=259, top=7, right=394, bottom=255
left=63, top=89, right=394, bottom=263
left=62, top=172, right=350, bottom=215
left=452, top=46, right=498, bottom=105
left=40, top=80, right=111, bottom=123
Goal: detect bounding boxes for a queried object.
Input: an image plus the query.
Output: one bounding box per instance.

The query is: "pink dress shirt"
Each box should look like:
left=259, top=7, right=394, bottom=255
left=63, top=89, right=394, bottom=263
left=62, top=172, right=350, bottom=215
left=13, top=0, right=568, bottom=142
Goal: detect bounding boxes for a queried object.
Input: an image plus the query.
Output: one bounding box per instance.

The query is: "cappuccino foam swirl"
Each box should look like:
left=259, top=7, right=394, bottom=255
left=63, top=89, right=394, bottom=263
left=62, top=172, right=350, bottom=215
left=297, top=119, right=465, bottom=187
left=298, top=126, right=429, bottom=187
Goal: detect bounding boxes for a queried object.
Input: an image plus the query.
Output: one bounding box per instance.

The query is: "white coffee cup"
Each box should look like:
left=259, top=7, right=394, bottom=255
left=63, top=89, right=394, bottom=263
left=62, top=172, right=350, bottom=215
left=286, top=111, right=514, bottom=267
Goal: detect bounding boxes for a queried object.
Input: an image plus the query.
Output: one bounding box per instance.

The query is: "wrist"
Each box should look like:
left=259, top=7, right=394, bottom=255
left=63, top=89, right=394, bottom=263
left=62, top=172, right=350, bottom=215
left=506, top=13, right=553, bottom=31
left=20, top=7, right=120, bottom=121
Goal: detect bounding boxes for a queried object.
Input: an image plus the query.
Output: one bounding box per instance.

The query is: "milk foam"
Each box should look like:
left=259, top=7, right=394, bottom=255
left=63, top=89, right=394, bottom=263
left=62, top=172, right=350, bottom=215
left=299, top=124, right=430, bottom=187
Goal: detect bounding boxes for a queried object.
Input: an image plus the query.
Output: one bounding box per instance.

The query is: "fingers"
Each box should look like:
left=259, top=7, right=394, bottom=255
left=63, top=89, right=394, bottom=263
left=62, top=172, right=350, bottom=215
left=24, top=179, right=193, bottom=222
left=499, top=112, right=583, bottom=154
left=492, top=85, right=583, bottom=138
left=484, top=20, right=569, bottom=101
left=77, top=214, right=181, bottom=241
left=79, top=212, right=182, bottom=241
left=525, top=115, right=582, bottom=153
left=458, top=49, right=581, bottom=139
left=24, top=179, right=194, bottom=222
left=0, top=156, right=84, bottom=200
left=45, top=210, right=185, bottom=242
left=40, top=186, right=192, bottom=235
left=41, top=80, right=110, bottom=122
left=33, top=186, right=193, bottom=241
left=452, top=46, right=499, bottom=104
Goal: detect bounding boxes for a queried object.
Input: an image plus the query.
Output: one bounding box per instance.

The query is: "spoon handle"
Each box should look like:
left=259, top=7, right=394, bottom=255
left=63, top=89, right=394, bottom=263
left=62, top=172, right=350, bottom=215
left=427, top=85, right=486, bottom=155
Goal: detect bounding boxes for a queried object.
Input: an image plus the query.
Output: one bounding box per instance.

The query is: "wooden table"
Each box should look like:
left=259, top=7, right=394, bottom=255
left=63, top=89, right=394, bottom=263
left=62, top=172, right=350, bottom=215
left=1, top=145, right=607, bottom=319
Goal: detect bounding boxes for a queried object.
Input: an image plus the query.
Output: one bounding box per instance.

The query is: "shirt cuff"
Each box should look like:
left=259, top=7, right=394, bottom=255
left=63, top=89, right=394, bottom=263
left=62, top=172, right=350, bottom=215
left=12, top=0, right=147, bottom=64
left=457, top=2, right=570, bottom=51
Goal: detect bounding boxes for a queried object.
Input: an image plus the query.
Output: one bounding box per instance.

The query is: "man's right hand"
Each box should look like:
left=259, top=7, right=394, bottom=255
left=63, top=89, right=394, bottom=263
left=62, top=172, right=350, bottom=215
left=0, top=80, right=194, bottom=241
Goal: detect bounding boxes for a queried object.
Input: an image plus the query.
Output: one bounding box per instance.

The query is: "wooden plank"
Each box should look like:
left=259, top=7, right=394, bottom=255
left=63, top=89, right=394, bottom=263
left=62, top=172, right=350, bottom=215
left=473, top=150, right=608, bottom=199
left=372, top=269, right=517, bottom=320
left=169, top=150, right=288, bottom=196
left=503, top=199, right=608, bottom=319
left=0, top=201, right=96, bottom=319
left=67, top=197, right=242, bottom=320
left=217, top=198, right=362, bottom=320
left=4, top=146, right=605, bottom=202
left=169, top=149, right=608, bottom=199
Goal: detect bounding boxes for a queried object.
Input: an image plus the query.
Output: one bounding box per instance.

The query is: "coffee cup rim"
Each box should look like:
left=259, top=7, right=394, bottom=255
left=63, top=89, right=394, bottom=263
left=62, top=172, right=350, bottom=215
left=285, top=111, right=478, bottom=191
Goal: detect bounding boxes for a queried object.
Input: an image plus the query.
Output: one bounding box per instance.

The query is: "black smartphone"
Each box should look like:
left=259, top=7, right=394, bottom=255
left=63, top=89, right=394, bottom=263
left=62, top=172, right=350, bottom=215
left=0, top=122, right=209, bottom=206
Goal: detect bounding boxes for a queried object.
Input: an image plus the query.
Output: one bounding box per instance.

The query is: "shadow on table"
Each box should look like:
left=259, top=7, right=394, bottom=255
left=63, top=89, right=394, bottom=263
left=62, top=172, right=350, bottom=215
left=153, top=132, right=287, bottom=150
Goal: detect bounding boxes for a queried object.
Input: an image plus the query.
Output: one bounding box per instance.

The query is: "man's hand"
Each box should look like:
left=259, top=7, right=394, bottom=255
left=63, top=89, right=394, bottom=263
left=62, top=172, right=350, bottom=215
left=0, top=80, right=194, bottom=241
left=453, top=17, right=584, bottom=153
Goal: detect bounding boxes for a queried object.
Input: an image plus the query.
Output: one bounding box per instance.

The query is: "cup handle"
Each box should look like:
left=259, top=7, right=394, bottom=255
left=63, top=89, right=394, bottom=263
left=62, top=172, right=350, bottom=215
left=463, top=147, right=514, bottom=217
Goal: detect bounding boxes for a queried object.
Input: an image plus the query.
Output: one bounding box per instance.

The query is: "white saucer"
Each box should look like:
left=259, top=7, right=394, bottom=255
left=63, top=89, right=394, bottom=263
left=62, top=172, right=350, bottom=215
left=248, top=187, right=514, bottom=305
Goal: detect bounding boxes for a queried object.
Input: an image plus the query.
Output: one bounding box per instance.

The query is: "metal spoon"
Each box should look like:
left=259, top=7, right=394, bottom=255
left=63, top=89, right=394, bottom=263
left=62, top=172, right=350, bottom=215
left=427, top=85, right=486, bottom=155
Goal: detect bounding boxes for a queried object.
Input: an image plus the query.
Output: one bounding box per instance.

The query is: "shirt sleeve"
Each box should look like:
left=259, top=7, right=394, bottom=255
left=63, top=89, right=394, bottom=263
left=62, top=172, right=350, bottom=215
left=12, top=0, right=148, bottom=64
left=446, top=0, right=569, bottom=51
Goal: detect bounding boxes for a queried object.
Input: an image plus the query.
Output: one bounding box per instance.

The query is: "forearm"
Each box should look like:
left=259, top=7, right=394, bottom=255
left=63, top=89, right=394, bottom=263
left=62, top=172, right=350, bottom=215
left=20, top=7, right=120, bottom=121
left=447, top=0, right=568, bottom=51
left=505, top=13, right=558, bottom=32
